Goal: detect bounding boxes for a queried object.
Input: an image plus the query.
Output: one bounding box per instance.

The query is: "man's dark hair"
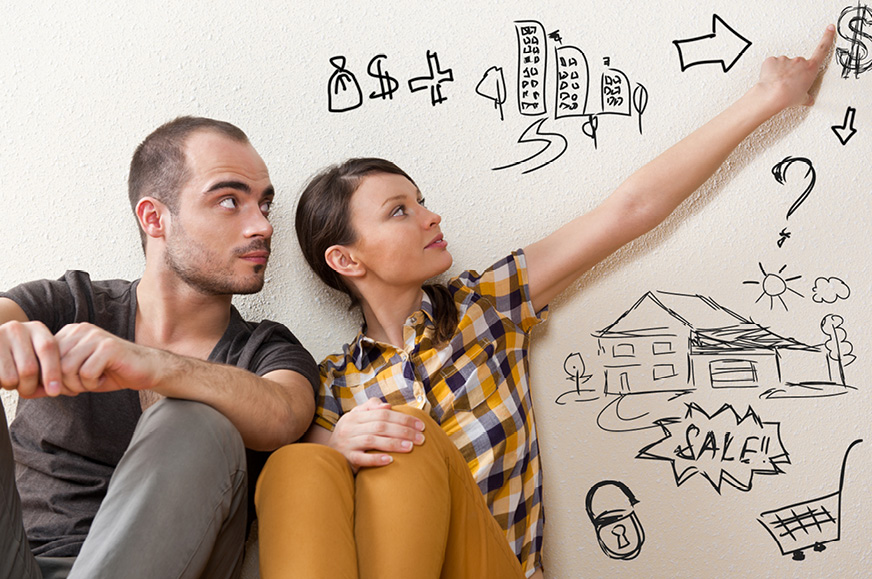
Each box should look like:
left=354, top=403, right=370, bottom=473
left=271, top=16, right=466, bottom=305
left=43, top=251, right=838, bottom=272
left=128, top=116, right=249, bottom=250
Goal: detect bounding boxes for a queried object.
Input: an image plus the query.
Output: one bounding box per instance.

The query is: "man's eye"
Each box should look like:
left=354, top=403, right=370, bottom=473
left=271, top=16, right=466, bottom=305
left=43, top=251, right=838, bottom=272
left=219, top=198, right=237, bottom=209
left=418, top=197, right=426, bottom=207
left=260, top=200, right=273, bottom=214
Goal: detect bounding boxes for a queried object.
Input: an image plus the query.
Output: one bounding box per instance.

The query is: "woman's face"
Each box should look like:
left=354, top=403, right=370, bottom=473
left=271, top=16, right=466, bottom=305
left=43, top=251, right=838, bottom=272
left=346, top=172, right=452, bottom=290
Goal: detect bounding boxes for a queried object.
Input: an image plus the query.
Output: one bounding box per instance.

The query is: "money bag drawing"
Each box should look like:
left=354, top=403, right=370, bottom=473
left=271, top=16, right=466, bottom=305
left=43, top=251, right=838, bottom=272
left=585, top=480, right=646, bottom=560
left=328, top=56, right=363, bottom=113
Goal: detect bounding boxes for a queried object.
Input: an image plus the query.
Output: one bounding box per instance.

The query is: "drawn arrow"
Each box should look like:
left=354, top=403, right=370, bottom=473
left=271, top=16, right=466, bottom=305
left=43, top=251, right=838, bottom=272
left=673, top=14, right=752, bottom=72
left=831, top=106, right=857, bottom=145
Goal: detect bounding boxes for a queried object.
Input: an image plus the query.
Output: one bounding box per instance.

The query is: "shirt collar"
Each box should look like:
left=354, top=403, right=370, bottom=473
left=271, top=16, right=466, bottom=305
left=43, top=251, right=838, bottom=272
left=349, top=290, right=436, bottom=366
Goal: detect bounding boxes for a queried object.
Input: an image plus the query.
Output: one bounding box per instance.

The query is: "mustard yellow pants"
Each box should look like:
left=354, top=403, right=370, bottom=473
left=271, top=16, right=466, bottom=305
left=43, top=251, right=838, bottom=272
left=255, top=406, right=526, bottom=579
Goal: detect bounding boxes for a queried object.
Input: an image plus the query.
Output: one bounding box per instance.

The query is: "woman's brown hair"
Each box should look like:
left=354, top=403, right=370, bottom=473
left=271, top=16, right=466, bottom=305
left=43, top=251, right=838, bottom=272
left=295, top=158, right=458, bottom=344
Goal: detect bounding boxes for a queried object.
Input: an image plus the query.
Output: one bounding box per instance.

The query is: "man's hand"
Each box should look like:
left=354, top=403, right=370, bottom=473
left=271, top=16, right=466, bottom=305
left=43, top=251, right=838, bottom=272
left=327, top=398, right=426, bottom=472
left=0, top=319, right=66, bottom=398
left=0, top=319, right=159, bottom=398
left=54, top=322, right=162, bottom=395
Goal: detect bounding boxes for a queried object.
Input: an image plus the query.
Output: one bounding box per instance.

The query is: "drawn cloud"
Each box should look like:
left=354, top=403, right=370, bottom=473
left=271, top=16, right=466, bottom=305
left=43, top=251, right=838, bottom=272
left=811, top=277, right=850, bottom=304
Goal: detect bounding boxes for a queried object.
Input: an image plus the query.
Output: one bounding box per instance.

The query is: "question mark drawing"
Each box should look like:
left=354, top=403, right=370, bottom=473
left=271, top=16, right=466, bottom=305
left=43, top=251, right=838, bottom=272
left=771, top=156, right=816, bottom=247
left=771, top=156, right=816, bottom=220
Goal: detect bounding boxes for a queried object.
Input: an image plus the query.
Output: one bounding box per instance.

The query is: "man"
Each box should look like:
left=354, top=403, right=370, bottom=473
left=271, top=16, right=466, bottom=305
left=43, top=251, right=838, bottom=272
left=0, top=116, right=319, bottom=578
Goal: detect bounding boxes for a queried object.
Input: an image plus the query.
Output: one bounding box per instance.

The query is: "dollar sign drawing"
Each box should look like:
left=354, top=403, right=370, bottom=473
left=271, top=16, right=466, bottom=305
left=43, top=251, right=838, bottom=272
left=837, top=3, right=872, bottom=79
left=367, top=54, right=399, bottom=100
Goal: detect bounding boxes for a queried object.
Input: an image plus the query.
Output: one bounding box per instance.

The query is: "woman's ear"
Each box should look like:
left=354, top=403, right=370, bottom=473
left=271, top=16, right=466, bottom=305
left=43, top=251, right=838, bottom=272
left=136, top=197, right=169, bottom=241
left=325, top=245, right=365, bottom=278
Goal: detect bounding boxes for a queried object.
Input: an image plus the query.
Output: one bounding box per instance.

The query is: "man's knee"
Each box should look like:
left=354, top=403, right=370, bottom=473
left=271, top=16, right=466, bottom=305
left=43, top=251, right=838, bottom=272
left=134, top=398, right=245, bottom=474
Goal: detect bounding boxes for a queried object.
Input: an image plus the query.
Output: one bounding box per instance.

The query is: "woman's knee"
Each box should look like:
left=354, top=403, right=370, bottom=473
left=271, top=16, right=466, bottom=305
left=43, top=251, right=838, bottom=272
left=256, top=444, right=351, bottom=508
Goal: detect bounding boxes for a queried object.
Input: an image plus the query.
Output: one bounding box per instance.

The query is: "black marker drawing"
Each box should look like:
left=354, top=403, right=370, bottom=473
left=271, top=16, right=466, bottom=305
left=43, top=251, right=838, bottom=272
left=758, top=314, right=857, bottom=400
left=367, top=54, right=399, bottom=101
left=673, top=14, right=752, bottom=73
left=744, top=263, right=804, bottom=311
left=831, top=106, right=858, bottom=144
left=758, top=439, right=862, bottom=560
left=632, top=84, right=649, bottom=134
left=596, top=391, right=688, bottom=433
left=771, top=156, right=816, bottom=220
left=600, top=67, right=632, bottom=116
left=638, top=402, right=790, bottom=493
left=328, top=56, right=363, bottom=113
left=582, top=115, right=599, bottom=149
left=821, top=314, right=856, bottom=386
left=837, top=3, right=872, bottom=79
left=812, top=277, right=851, bottom=304
left=586, top=481, right=645, bottom=560
left=515, top=20, right=548, bottom=116
left=493, top=118, right=568, bottom=174
left=554, top=45, right=589, bottom=119
left=475, top=66, right=507, bottom=120
left=777, top=228, right=792, bottom=248
left=408, top=51, right=454, bottom=106
left=555, top=352, right=596, bottom=405
left=595, top=291, right=822, bottom=395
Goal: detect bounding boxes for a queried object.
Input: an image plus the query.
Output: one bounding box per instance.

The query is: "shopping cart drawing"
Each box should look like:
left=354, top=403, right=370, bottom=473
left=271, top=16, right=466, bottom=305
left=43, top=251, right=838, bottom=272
left=758, top=439, right=862, bottom=561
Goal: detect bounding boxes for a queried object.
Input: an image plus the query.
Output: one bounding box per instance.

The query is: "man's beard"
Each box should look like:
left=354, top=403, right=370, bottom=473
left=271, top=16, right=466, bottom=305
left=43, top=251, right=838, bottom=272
left=165, top=223, right=269, bottom=296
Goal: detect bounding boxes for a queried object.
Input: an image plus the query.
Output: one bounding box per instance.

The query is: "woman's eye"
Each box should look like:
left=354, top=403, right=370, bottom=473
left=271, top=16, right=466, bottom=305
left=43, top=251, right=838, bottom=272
left=219, top=198, right=237, bottom=209
left=392, top=205, right=406, bottom=217
left=418, top=197, right=426, bottom=207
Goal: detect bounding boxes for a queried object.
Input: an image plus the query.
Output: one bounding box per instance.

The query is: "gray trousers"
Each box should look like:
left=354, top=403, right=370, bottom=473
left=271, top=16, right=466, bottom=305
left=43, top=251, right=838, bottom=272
left=1, top=398, right=247, bottom=579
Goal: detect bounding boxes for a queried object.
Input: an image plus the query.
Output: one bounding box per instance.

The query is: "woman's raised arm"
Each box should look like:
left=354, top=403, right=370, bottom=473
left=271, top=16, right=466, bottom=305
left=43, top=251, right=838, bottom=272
left=523, top=25, right=835, bottom=312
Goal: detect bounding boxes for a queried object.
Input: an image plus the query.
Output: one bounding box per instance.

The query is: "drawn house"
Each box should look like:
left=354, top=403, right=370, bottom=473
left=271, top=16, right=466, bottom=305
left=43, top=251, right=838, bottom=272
left=593, top=291, right=824, bottom=395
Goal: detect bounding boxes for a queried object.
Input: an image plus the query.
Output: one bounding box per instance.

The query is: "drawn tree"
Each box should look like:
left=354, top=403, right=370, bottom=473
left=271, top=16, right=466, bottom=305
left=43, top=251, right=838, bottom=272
left=820, top=314, right=855, bottom=385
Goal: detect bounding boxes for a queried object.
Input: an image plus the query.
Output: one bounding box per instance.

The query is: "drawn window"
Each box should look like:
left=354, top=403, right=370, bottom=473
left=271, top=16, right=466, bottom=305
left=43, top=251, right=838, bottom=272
left=619, top=372, right=631, bottom=393
left=653, top=364, right=677, bottom=381
left=652, top=341, right=674, bottom=355
left=612, top=343, right=635, bottom=358
left=709, top=359, right=759, bottom=388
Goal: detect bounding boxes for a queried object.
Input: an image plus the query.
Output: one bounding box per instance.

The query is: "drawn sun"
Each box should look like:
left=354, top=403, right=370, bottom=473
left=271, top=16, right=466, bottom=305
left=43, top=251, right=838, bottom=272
left=743, top=263, right=804, bottom=311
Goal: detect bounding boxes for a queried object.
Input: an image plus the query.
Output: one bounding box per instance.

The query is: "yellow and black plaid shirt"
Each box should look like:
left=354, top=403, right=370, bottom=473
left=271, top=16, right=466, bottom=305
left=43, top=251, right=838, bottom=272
left=315, top=250, right=547, bottom=576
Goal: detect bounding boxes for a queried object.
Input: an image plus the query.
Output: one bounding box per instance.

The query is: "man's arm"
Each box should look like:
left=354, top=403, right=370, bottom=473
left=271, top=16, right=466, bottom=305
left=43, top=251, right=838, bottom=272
left=51, top=322, right=315, bottom=451
left=0, top=297, right=314, bottom=451
left=524, top=26, right=835, bottom=312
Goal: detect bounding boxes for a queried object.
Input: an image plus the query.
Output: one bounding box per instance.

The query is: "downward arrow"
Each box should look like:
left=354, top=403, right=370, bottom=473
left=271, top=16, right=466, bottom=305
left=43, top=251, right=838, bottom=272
left=673, top=14, right=752, bottom=73
left=832, top=106, right=857, bottom=146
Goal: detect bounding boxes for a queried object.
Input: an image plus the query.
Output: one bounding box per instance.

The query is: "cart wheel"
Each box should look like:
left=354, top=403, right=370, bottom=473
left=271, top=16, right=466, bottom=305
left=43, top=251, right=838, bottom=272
left=792, top=550, right=806, bottom=561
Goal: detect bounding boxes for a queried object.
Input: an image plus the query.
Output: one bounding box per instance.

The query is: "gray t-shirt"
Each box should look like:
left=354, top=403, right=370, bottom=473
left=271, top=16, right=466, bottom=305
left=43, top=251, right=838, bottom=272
left=1, top=270, right=319, bottom=557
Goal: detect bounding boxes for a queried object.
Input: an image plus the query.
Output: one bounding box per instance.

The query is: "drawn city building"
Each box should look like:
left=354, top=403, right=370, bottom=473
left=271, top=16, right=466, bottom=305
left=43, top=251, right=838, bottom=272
left=593, top=291, right=824, bottom=395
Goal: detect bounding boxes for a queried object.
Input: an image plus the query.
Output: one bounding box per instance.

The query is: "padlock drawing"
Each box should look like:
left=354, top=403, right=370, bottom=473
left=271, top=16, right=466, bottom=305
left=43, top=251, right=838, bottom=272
left=585, top=480, right=645, bottom=560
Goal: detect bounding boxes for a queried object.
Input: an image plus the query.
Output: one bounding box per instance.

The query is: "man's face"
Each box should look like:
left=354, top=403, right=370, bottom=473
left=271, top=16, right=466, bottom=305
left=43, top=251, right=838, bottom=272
left=164, top=130, right=274, bottom=296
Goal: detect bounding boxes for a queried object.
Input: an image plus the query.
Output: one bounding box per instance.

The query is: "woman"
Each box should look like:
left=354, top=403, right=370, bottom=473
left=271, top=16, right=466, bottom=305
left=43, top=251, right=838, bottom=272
left=256, top=27, right=834, bottom=579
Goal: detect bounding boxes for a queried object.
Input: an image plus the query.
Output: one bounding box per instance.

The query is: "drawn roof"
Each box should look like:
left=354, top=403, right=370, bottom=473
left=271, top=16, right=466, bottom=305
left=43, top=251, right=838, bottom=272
left=594, top=291, right=818, bottom=352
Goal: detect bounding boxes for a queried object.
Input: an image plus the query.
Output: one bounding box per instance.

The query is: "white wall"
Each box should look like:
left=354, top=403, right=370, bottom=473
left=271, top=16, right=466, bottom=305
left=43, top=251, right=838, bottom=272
left=2, top=1, right=870, bottom=576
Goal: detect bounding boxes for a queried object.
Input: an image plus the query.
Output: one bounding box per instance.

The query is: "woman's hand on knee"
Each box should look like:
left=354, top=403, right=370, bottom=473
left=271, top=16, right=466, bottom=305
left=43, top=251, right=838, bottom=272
left=329, top=399, right=426, bottom=472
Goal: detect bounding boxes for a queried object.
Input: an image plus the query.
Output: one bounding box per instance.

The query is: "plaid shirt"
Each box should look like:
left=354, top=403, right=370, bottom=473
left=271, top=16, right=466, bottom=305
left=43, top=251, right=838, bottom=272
left=315, top=250, right=547, bottom=576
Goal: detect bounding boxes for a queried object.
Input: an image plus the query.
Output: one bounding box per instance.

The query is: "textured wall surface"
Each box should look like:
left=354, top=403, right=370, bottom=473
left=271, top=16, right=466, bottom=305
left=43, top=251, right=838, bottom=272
left=2, top=1, right=870, bottom=576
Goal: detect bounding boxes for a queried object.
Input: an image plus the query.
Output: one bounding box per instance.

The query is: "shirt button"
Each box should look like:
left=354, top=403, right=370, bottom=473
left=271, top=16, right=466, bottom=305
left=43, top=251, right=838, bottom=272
left=416, top=395, right=424, bottom=403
